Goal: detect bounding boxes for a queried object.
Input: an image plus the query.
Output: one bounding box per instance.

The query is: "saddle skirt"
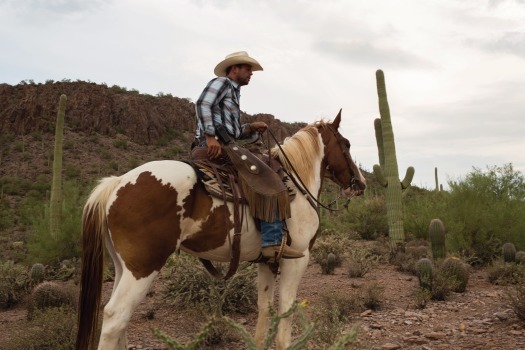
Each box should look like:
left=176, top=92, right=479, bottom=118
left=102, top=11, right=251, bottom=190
left=189, top=146, right=296, bottom=218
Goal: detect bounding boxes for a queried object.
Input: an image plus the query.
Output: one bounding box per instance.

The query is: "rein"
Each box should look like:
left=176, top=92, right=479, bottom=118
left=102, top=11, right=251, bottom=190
left=266, top=128, right=355, bottom=212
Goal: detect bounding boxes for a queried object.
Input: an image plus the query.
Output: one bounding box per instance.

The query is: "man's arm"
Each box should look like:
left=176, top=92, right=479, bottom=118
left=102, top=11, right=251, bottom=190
left=195, top=78, right=229, bottom=159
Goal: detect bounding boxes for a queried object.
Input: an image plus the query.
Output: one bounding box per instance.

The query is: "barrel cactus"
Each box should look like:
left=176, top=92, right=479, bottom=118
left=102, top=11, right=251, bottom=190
left=27, top=281, right=77, bottom=320
left=320, top=253, right=337, bottom=275
left=429, top=219, right=446, bottom=260
left=502, top=242, right=517, bottom=263
left=415, top=258, right=433, bottom=291
left=515, top=251, right=525, bottom=265
left=440, top=257, right=469, bottom=293
left=29, top=263, right=45, bottom=285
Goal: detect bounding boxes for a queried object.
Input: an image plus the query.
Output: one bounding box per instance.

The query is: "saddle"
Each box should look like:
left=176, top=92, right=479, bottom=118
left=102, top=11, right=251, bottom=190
left=188, top=143, right=295, bottom=279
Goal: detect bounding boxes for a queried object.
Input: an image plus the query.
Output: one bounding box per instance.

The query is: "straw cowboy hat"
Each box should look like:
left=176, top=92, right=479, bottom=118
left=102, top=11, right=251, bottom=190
left=214, top=51, right=263, bottom=77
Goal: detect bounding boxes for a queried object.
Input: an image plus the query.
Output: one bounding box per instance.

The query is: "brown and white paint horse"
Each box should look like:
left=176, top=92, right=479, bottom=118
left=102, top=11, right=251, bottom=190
left=76, top=110, right=366, bottom=350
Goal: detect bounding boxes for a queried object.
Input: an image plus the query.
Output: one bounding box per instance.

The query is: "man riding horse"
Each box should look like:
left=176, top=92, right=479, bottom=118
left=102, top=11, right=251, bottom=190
left=193, top=51, right=304, bottom=260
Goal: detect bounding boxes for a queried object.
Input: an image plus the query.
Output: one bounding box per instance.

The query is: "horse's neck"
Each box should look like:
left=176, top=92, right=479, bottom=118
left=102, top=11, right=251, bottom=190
left=287, top=152, right=323, bottom=199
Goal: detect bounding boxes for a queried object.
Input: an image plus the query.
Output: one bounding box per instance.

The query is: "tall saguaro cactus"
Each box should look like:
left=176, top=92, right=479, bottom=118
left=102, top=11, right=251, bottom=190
left=49, top=94, right=67, bottom=240
left=373, top=70, right=415, bottom=244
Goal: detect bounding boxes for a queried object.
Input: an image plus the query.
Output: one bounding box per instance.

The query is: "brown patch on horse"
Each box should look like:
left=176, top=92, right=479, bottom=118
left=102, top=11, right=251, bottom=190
left=182, top=180, right=213, bottom=221
left=180, top=201, right=233, bottom=252
left=108, top=171, right=181, bottom=279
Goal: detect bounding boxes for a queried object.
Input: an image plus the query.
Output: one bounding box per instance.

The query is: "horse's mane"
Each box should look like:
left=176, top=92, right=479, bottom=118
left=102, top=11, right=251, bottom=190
left=271, top=120, right=329, bottom=190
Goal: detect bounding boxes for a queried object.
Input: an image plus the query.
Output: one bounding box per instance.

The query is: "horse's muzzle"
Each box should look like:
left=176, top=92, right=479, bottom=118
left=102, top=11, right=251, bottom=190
left=342, top=179, right=366, bottom=198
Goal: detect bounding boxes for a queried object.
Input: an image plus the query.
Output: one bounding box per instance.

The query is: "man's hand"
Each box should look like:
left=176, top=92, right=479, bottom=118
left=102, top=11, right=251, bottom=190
left=205, top=135, right=222, bottom=159
left=250, top=122, right=268, bottom=133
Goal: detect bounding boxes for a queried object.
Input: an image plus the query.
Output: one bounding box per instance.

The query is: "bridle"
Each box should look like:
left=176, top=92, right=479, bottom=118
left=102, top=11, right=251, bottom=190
left=324, top=124, right=362, bottom=195
left=265, top=126, right=360, bottom=212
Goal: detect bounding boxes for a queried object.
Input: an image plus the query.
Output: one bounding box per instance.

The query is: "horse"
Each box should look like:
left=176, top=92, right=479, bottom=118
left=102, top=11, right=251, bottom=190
left=76, top=110, right=366, bottom=350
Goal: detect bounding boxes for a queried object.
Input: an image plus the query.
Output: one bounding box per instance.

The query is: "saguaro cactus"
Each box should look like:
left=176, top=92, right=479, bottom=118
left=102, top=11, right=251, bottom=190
left=435, top=167, right=439, bottom=192
left=373, top=70, right=415, bottom=244
left=49, top=94, right=67, bottom=240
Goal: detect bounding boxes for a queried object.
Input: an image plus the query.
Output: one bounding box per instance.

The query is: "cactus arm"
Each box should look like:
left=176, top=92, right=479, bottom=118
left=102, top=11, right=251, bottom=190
left=401, top=166, right=415, bottom=189
left=374, top=118, right=385, bottom=168
left=373, top=164, right=388, bottom=187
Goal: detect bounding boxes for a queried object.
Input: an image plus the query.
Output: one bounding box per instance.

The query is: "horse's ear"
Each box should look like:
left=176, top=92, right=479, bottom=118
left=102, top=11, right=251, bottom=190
left=332, top=109, right=342, bottom=129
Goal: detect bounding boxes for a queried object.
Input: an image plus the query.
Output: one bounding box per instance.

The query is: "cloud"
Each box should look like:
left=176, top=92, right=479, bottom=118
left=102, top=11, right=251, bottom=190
left=476, top=32, right=525, bottom=58
left=314, top=39, right=433, bottom=69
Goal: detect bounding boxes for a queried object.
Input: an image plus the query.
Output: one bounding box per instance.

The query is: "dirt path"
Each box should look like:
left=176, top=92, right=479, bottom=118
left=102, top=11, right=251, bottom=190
left=1, top=260, right=524, bottom=349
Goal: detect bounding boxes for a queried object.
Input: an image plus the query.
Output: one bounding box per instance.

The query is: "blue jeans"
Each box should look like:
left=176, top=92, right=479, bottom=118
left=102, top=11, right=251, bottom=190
left=261, top=219, right=284, bottom=247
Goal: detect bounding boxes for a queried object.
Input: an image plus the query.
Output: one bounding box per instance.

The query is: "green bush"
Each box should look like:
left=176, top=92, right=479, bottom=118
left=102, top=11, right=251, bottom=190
left=313, top=291, right=361, bottom=347
left=0, top=260, right=29, bottom=308
left=507, top=282, right=525, bottom=322
left=25, top=180, right=84, bottom=265
left=310, top=230, right=352, bottom=267
left=3, top=307, right=77, bottom=350
left=403, top=164, right=525, bottom=265
left=163, top=253, right=257, bottom=315
left=344, top=195, right=388, bottom=240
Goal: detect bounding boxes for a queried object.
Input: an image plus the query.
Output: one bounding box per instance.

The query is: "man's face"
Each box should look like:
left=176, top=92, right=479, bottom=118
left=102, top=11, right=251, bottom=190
left=230, top=64, right=253, bottom=86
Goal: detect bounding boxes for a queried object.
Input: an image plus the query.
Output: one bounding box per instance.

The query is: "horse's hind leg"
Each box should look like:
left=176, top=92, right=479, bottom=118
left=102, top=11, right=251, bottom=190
left=254, top=263, right=276, bottom=349
left=98, top=269, right=158, bottom=350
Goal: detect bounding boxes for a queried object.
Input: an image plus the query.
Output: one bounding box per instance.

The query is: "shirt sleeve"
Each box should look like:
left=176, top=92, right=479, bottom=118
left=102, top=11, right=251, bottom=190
left=195, top=78, right=230, bottom=136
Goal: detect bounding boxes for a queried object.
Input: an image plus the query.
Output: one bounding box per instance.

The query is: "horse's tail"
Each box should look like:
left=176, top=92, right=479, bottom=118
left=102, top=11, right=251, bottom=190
left=76, top=176, right=121, bottom=350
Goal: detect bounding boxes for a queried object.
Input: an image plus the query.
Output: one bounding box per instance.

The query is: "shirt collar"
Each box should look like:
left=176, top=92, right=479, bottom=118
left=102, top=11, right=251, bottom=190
left=227, top=77, right=240, bottom=90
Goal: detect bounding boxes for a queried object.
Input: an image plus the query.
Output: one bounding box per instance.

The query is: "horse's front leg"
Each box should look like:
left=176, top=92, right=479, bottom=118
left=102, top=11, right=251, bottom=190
left=276, top=251, right=310, bottom=350
left=254, top=263, right=276, bottom=349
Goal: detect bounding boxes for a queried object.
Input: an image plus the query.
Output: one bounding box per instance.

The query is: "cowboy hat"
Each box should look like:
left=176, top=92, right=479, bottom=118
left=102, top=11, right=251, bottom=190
left=214, top=51, right=263, bottom=77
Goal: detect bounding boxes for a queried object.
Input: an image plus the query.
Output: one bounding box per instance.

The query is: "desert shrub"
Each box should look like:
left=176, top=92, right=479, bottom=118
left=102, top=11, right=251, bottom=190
left=506, top=281, right=525, bottom=322
left=347, top=248, right=379, bottom=278
left=487, top=260, right=525, bottom=285
left=414, top=288, right=432, bottom=309
left=516, top=251, right=525, bottom=265
left=391, top=240, right=430, bottom=275
left=343, top=195, right=388, bottom=240
left=0, top=198, right=12, bottom=231
left=0, top=260, right=29, bottom=308
left=27, top=281, right=77, bottom=319
left=360, top=282, right=384, bottom=310
left=310, top=230, right=352, bottom=267
left=163, top=253, right=257, bottom=315
left=3, top=307, right=77, bottom=350
left=313, top=291, right=361, bottom=347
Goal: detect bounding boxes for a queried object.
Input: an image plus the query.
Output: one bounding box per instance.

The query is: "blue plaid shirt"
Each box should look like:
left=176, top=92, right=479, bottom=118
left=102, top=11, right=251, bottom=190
left=195, top=77, right=256, bottom=140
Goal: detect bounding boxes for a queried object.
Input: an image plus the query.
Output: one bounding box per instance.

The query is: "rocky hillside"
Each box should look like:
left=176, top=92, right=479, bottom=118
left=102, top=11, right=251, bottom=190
left=0, top=80, right=301, bottom=146
left=0, top=81, right=309, bottom=256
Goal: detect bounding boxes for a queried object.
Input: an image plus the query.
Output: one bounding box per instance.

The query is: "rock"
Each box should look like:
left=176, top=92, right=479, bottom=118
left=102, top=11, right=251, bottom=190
left=360, top=309, right=373, bottom=317
left=425, top=331, right=447, bottom=340
left=381, top=343, right=401, bottom=349
left=494, top=312, right=508, bottom=321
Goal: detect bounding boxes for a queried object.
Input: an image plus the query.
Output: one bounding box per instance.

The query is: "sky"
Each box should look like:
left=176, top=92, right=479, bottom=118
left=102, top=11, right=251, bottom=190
left=1, top=0, right=524, bottom=190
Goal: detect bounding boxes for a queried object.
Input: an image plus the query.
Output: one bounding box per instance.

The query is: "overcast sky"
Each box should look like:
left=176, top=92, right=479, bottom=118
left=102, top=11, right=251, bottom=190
left=1, top=0, right=524, bottom=190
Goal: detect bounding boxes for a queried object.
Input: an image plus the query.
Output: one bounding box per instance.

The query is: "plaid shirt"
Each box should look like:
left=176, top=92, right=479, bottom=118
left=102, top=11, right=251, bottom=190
left=195, top=77, right=255, bottom=140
